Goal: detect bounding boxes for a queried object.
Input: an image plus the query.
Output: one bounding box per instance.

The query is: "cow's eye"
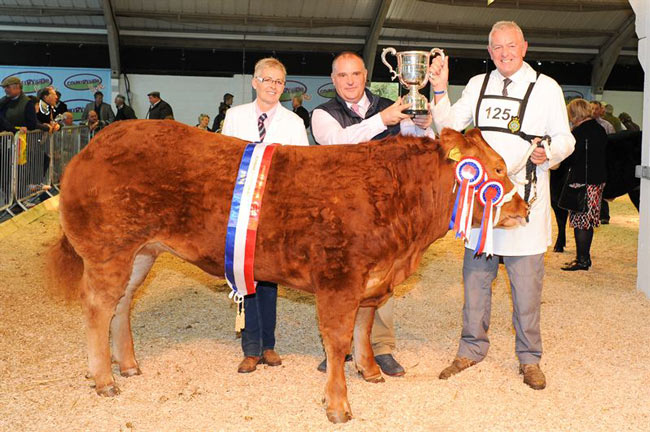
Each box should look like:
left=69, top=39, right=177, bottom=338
left=495, top=167, right=505, bottom=176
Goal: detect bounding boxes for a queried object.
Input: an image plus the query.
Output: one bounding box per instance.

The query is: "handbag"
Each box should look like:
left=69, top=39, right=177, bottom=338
left=558, top=138, right=588, bottom=213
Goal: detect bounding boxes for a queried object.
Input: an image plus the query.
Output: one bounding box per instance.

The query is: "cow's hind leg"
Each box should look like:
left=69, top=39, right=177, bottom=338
left=82, top=259, right=134, bottom=396
left=110, top=249, right=157, bottom=377
left=316, top=290, right=359, bottom=423
left=353, top=306, right=384, bottom=383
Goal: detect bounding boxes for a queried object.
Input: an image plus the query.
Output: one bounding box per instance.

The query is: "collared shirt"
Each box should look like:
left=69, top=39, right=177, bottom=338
left=312, top=93, right=434, bottom=145
left=254, top=100, right=279, bottom=136
left=431, top=61, right=575, bottom=255
left=594, top=117, right=615, bottom=135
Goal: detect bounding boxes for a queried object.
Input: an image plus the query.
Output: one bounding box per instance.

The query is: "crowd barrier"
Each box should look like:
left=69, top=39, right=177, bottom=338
left=0, top=132, right=15, bottom=214
left=0, top=126, right=89, bottom=216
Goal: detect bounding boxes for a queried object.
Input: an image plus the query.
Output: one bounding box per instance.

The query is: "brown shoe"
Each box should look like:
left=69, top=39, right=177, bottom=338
left=519, top=363, right=546, bottom=390
left=237, top=356, right=261, bottom=373
left=262, top=349, right=282, bottom=367
left=439, top=357, right=477, bottom=380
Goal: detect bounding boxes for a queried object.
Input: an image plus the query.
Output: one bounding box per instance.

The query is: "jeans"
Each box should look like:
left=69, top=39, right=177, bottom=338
left=241, top=281, right=278, bottom=357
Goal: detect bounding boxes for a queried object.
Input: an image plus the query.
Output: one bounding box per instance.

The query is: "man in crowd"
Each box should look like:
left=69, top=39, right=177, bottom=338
left=590, top=101, right=615, bottom=135
left=82, top=110, right=107, bottom=138
left=619, top=112, right=640, bottom=131
left=222, top=57, right=308, bottom=374
left=428, top=21, right=575, bottom=390
left=211, top=92, right=233, bottom=132
left=146, top=91, right=174, bottom=120
left=54, top=90, right=68, bottom=118
left=292, top=95, right=310, bottom=130
left=0, top=76, right=38, bottom=132
left=603, top=104, right=623, bottom=132
left=59, top=112, right=74, bottom=127
left=82, top=91, right=115, bottom=123
left=311, top=51, right=434, bottom=377
left=114, top=94, right=137, bottom=121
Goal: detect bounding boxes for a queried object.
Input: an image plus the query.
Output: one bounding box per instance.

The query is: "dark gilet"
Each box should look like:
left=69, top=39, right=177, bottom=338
left=312, top=88, right=400, bottom=145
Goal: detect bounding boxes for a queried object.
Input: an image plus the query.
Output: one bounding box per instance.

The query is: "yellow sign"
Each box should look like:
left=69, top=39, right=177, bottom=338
left=488, top=0, right=496, bottom=4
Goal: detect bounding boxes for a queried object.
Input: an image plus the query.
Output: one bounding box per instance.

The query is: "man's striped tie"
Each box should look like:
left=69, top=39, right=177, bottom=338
left=258, top=113, right=268, bottom=141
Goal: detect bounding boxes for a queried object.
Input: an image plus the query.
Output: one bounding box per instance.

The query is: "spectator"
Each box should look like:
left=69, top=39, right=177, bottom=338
left=196, top=113, right=211, bottom=131
left=619, top=112, right=640, bottom=131
left=28, top=95, right=51, bottom=132
left=222, top=57, right=308, bottom=374
left=59, top=112, right=74, bottom=127
left=82, top=110, right=107, bottom=138
left=82, top=91, right=115, bottom=123
left=590, top=100, right=615, bottom=135
left=53, top=90, right=68, bottom=119
left=561, top=98, right=608, bottom=271
left=211, top=93, right=233, bottom=132
left=114, top=94, right=137, bottom=121
left=36, top=87, right=61, bottom=133
left=292, top=95, right=310, bottom=129
left=146, top=91, right=174, bottom=120
left=0, top=76, right=38, bottom=132
left=603, top=104, right=623, bottom=132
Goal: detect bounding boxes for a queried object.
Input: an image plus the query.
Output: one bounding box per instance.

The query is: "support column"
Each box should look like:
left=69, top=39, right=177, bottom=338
left=102, top=0, right=121, bottom=82
left=362, top=0, right=392, bottom=81
left=629, top=0, right=649, bottom=298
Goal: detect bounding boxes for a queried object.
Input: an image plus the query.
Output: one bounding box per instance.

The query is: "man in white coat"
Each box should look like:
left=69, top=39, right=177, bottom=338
left=428, top=21, right=575, bottom=390
left=222, top=57, right=309, bottom=374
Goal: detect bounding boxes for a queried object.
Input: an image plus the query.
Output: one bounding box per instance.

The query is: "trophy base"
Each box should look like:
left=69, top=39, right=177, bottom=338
left=403, top=109, right=429, bottom=116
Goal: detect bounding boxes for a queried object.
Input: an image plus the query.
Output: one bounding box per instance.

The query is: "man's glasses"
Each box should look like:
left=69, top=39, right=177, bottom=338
left=255, top=76, right=285, bottom=86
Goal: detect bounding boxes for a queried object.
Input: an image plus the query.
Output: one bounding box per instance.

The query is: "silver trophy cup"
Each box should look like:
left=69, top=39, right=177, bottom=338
left=381, top=47, right=445, bottom=115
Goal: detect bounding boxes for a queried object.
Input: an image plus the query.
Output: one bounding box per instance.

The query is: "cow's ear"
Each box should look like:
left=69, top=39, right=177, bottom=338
left=463, top=128, right=487, bottom=148
left=439, top=128, right=466, bottom=162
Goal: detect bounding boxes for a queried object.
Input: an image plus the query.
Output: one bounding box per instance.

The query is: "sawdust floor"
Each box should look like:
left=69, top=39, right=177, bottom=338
left=0, top=196, right=648, bottom=432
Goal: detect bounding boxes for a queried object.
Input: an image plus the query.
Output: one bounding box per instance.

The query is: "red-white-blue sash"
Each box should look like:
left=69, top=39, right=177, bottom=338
left=225, top=143, right=278, bottom=301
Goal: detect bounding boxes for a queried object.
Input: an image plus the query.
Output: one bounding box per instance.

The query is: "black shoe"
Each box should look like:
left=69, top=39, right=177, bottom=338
left=600, top=219, right=610, bottom=225
left=317, top=354, right=353, bottom=373
left=561, top=259, right=590, bottom=271
left=553, top=244, right=564, bottom=253
left=564, top=257, right=591, bottom=267
left=374, top=354, right=405, bottom=377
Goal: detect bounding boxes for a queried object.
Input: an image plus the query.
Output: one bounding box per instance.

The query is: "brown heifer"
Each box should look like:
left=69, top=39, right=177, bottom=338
left=47, top=120, right=527, bottom=423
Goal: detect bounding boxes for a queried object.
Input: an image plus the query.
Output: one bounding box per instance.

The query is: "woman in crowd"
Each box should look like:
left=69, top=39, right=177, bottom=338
left=561, top=98, right=608, bottom=271
left=196, top=113, right=211, bottom=131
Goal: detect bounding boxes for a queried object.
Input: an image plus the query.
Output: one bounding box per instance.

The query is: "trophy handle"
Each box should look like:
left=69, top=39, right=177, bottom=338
left=429, top=48, right=445, bottom=64
left=381, top=47, right=399, bottom=81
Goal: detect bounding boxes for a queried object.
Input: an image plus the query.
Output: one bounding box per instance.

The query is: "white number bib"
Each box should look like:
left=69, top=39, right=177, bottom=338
left=476, top=97, right=522, bottom=131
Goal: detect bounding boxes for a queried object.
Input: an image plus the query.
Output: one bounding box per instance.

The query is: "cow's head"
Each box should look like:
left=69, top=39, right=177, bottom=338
left=439, top=128, right=528, bottom=228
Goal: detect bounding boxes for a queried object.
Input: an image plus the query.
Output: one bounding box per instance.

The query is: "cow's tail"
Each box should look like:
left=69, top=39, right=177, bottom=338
left=46, top=234, right=84, bottom=301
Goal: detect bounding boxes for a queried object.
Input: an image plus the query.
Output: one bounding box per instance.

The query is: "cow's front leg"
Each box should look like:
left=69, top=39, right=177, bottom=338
left=316, top=291, right=358, bottom=423
left=353, top=306, right=384, bottom=382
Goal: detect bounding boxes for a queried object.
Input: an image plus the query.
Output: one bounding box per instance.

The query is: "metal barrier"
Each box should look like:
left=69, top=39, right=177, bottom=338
left=0, top=125, right=90, bottom=216
left=52, top=125, right=89, bottom=188
left=14, top=130, right=52, bottom=210
left=0, top=132, right=15, bottom=214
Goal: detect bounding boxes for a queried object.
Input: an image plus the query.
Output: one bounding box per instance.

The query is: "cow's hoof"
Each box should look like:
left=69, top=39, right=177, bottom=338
left=96, top=384, right=120, bottom=397
left=120, top=367, right=141, bottom=378
left=326, top=409, right=352, bottom=423
left=363, top=373, right=385, bottom=384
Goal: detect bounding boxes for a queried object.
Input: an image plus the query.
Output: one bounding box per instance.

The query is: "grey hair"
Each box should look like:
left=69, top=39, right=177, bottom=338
left=488, top=21, right=525, bottom=46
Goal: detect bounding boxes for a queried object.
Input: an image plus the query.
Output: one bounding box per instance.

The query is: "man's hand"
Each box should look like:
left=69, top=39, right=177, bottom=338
left=380, top=98, right=411, bottom=126
left=428, top=55, right=449, bottom=92
left=412, top=111, right=432, bottom=130
left=530, top=138, right=548, bottom=165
